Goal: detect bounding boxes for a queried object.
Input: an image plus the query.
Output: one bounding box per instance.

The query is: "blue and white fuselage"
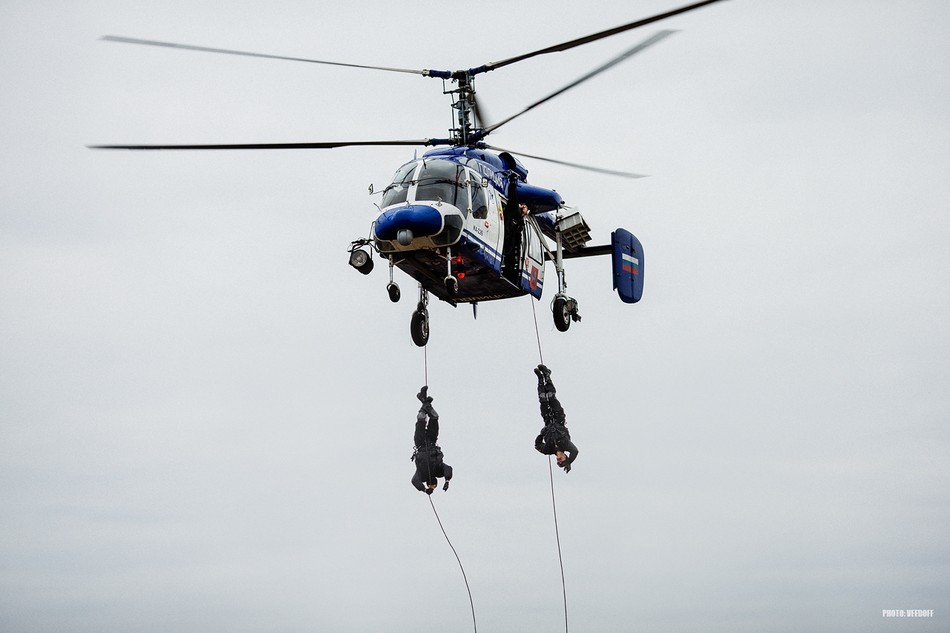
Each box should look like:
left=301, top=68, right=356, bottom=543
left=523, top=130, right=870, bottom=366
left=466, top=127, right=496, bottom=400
left=373, top=147, right=562, bottom=304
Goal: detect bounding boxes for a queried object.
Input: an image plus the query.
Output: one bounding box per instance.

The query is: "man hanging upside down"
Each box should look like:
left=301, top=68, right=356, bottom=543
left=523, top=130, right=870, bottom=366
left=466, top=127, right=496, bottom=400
left=534, top=364, right=579, bottom=473
left=411, top=386, right=453, bottom=494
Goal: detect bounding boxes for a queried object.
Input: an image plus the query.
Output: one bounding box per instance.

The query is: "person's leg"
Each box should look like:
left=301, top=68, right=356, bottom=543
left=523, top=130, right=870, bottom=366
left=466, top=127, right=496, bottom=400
left=424, top=405, right=439, bottom=444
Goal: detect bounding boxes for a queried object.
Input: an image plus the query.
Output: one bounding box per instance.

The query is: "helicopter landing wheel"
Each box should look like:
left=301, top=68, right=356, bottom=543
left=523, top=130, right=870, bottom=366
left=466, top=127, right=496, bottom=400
left=387, top=281, right=401, bottom=303
left=553, top=297, right=571, bottom=332
left=553, top=295, right=579, bottom=333
left=444, top=275, right=458, bottom=298
left=410, top=308, right=429, bottom=347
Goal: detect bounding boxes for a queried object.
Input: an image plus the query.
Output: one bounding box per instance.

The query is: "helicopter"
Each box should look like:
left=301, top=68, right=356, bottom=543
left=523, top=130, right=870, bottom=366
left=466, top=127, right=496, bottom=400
left=349, top=146, right=645, bottom=346
left=91, top=0, right=725, bottom=346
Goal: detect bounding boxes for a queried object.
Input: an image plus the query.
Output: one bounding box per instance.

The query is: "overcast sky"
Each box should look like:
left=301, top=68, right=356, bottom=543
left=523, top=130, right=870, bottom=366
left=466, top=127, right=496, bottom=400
left=1, top=1, right=948, bottom=632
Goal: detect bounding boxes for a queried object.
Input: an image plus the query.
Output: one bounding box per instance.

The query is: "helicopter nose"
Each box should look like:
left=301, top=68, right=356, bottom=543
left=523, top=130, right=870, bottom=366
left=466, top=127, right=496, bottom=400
left=374, top=204, right=443, bottom=241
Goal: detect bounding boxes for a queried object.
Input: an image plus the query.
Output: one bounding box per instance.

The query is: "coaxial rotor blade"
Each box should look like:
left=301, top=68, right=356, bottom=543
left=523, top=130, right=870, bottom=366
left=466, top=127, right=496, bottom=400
left=100, top=36, right=444, bottom=77
left=474, top=0, right=725, bottom=74
left=485, top=145, right=646, bottom=179
left=102, top=1, right=726, bottom=80
left=88, top=139, right=441, bottom=150
left=481, top=30, right=674, bottom=136
left=472, top=93, right=491, bottom=130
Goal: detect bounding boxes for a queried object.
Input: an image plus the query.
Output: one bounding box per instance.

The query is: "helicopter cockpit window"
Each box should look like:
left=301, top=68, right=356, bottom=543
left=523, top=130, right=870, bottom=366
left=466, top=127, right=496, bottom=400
left=471, top=174, right=489, bottom=219
left=381, top=162, right=418, bottom=207
left=414, top=161, right=466, bottom=210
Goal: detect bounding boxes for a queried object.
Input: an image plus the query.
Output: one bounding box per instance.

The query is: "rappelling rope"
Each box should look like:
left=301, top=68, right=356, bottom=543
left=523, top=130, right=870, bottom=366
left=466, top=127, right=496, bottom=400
left=429, top=496, right=478, bottom=633
left=548, top=455, right=569, bottom=633
left=420, top=342, right=477, bottom=633
left=423, top=343, right=429, bottom=386
left=530, top=296, right=569, bottom=633
left=529, top=296, right=545, bottom=366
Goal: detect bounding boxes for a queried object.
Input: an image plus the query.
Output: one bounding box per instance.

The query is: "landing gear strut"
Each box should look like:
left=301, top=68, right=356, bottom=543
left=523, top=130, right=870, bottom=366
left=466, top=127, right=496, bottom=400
left=386, top=257, right=400, bottom=302
left=551, top=223, right=581, bottom=332
left=444, top=246, right=458, bottom=298
left=410, top=285, right=429, bottom=347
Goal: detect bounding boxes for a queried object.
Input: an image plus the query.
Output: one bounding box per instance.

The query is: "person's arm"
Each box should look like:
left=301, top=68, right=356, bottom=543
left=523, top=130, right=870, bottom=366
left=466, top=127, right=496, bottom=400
left=535, top=432, right=546, bottom=453
left=442, top=463, right=452, bottom=491
left=561, top=439, right=579, bottom=471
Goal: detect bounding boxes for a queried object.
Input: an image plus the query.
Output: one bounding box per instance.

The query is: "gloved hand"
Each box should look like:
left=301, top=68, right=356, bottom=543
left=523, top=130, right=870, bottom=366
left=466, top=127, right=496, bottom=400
left=562, top=463, right=571, bottom=474
left=425, top=487, right=434, bottom=495
left=443, top=480, right=450, bottom=492
left=417, top=386, right=429, bottom=403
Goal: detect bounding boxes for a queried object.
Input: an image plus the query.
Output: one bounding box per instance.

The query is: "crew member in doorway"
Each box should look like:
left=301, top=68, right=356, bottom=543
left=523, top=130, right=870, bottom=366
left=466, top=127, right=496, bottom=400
left=533, top=364, right=579, bottom=473
left=502, top=202, right=529, bottom=283
left=411, top=386, right=453, bottom=494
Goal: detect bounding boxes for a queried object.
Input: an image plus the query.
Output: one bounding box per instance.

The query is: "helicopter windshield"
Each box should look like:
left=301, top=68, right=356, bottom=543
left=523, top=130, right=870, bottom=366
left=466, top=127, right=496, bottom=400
left=414, top=161, right=466, bottom=209
left=380, top=161, right=418, bottom=207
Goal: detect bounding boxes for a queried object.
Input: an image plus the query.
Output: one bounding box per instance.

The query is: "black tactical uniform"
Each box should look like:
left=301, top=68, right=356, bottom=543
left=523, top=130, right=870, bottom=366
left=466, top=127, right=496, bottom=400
left=533, top=365, right=579, bottom=472
left=411, top=387, right=453, bottom=494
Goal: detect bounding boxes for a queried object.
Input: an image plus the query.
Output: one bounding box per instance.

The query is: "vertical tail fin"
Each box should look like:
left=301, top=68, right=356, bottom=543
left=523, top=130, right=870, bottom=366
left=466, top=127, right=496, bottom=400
left=612, top=228, right=644, bottom=303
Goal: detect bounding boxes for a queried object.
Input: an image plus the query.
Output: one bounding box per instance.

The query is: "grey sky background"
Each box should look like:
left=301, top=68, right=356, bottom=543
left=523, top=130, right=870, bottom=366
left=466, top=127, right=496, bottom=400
left=2, top=1, right=948, bottom=631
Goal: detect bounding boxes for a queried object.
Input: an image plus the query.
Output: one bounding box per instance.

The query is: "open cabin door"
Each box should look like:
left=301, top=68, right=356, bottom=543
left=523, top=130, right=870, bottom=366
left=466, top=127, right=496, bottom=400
left=522, top=221, right=545, bottom=298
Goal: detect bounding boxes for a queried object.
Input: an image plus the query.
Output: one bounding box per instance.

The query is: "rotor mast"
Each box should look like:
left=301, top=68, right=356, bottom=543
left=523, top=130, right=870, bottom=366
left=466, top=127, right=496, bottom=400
left=447, top=71, right=479, bottom=146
